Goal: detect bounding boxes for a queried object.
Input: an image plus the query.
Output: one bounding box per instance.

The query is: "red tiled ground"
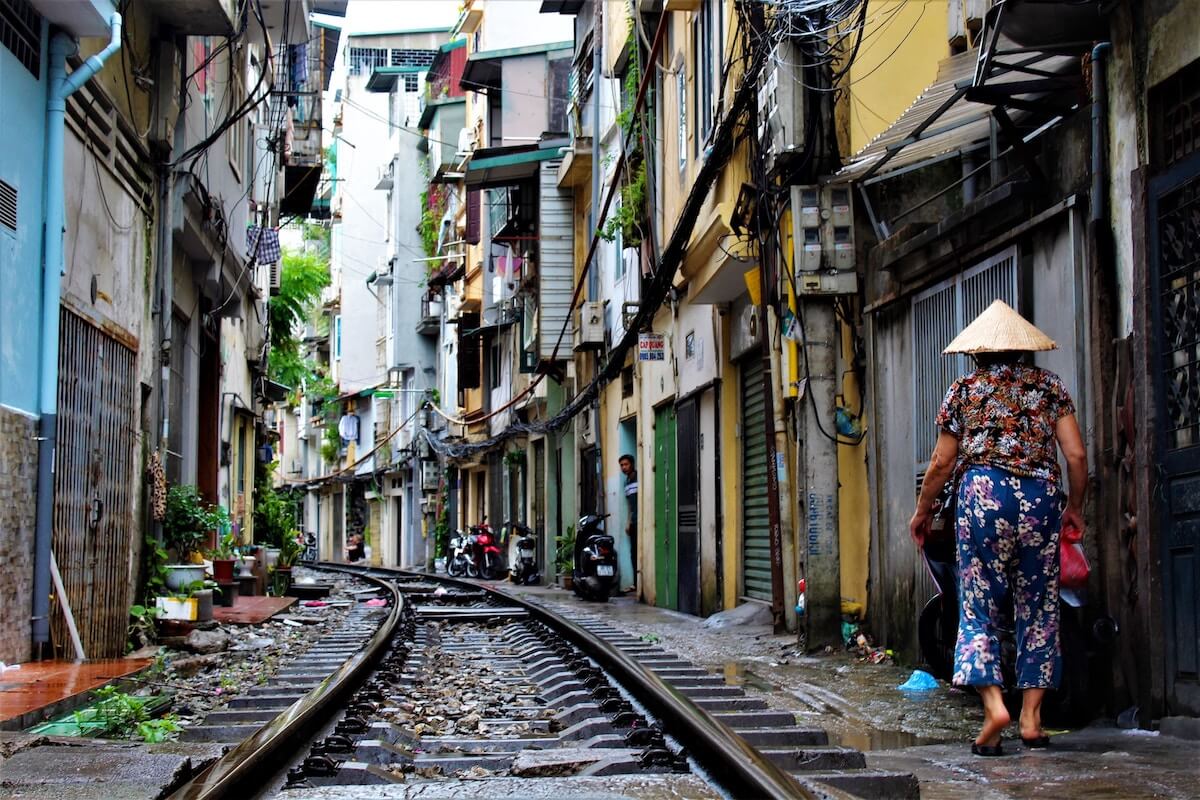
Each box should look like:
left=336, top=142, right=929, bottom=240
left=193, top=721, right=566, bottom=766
left=212, top=595, right=297, bottom=625
left=0, top=658, right=151, bottom=724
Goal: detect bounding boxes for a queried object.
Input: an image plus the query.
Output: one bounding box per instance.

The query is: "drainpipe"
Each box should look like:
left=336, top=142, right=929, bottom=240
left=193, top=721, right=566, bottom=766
left=1090, top=42, right=1111, bottom=228
left=32, top=13, right=123, bottom=658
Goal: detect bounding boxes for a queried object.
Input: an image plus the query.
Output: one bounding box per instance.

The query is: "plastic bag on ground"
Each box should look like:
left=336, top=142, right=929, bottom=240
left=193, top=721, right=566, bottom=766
left=897, top=670, right=940, bottom=692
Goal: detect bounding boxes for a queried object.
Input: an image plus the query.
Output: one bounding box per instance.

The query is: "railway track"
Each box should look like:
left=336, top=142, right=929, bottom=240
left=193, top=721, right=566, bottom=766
left=169, top=566, right=918, bottom=800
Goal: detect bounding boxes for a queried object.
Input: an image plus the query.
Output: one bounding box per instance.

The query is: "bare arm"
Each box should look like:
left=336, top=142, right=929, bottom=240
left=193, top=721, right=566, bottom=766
left=1055, top=413, right=1088, bottom=531
left=909, top=432, right=960, bottom=544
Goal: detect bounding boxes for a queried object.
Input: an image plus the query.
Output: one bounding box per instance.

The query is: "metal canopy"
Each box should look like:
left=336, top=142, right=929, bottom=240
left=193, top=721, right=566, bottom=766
left=838, top=37, right=1080, bottom=185
left=464, top=145, right=562, bottom=188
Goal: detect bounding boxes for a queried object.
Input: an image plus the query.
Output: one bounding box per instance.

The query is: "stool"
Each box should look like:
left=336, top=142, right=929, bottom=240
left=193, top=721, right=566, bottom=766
left=216, top=580, right=239, bottom=608
left=237, top=574, right=258, bottom=598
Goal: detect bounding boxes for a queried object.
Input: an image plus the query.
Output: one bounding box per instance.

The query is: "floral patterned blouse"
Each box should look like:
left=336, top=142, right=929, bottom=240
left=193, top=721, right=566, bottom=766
left=936, top=363, right=1076, bottom=483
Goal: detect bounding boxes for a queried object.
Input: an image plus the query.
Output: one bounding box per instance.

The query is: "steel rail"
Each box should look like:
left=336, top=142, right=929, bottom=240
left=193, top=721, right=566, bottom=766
left=384, top=566, right=817, bottom=800
left=166, top=567, right=402, bottom=800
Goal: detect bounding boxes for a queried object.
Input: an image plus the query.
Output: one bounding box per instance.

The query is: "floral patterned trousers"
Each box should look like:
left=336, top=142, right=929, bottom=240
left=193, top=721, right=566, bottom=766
left=952, top=465, right=1062, bottom=689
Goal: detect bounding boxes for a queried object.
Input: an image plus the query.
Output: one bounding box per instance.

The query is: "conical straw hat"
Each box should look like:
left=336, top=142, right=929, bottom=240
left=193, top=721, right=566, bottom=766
left=943, top=299, right=1057, bottom=354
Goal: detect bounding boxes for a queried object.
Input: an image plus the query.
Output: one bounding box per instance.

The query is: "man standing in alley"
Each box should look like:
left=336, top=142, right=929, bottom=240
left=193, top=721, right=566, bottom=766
left=619, top=454, right=639, bottom=593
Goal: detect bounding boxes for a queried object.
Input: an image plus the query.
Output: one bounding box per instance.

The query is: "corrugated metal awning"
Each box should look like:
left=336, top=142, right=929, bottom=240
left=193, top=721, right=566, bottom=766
left=464, top=145, right=562, bottom=188
left=837, top=45, right=1077, bottom=184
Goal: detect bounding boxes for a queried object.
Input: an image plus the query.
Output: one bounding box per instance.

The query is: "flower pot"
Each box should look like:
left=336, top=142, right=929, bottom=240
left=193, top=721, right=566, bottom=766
left=236, top=555, right=256, bottom=579
left=263, top=547, right=281, bottom=572
left=212, top=558, right=236, bottom=583
left=193, top=589, right=214, bottom=622
left=561, top=574, right=573, bottom=591
left=272, top=567, right=293, bottom=596
left=155, top=596, right=198, bottom=621
left=216, top=581, right=238, bottom=607
left=164, top=565, right=205, bottom=592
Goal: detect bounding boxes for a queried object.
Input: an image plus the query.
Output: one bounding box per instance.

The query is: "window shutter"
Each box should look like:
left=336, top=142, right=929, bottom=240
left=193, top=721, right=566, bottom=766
left=458, top=312, right=481, bottom=388
left=465, top=189, right=481, bottom=244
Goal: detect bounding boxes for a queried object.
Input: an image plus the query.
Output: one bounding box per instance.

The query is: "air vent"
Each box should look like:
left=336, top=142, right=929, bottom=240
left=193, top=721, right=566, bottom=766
left=0, top=180, right=16, bottom=231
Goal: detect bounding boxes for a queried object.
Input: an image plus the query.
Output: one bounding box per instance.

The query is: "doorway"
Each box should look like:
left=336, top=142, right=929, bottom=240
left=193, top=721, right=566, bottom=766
left=676, top=398, right=701, bottom=616
left=654, top=404, right=678, bottom=609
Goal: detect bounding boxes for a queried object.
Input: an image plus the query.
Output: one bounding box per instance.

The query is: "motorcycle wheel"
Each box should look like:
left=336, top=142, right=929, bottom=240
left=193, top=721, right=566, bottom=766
left=918, top=595, right=956, bottom=681
left=1043, top=607, right=1092, bottom=727
left=447, top=557, right=466, bottom=577
left=481, top=554, right=500, bottom=581
left=466, top=560, right=479, bottom=579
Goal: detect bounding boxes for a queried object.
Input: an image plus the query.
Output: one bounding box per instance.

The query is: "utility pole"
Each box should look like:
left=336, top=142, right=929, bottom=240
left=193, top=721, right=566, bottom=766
left=796, top=299, right=841, bottom=648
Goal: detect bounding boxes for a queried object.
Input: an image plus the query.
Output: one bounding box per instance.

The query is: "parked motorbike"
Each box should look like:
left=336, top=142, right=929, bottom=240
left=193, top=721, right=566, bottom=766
left=446, top=530, right=472, bottom=578
left=917, top=513, right=1116, bottom=726
left=572, top=514, right=618, bottom=602
left=504, top=521, right=540, bottom=586
left=469, top=518, right=503, bottom=580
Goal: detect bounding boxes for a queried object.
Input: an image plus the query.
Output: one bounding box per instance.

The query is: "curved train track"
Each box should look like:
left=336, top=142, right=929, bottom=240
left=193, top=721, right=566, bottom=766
left=168, top=565, right=917, bottom=800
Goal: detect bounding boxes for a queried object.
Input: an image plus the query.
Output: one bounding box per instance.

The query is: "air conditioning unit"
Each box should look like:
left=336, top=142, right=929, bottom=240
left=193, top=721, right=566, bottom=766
left=573, top=301, right=605, bottom=351
left=421, top=461, right=441, bottom=491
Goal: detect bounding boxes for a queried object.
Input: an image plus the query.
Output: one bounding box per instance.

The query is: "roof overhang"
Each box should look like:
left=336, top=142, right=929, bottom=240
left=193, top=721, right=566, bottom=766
left=538, top=0, right=585, bottom=13
left=464, top=144, right=562, bottom=189
left=366, top=66, right=426, bottom=93
left=460, top=41, right=573, bottom=92
left=281, top=164, right=323, bottom=216
left=418, top=96, right=465, bottom=130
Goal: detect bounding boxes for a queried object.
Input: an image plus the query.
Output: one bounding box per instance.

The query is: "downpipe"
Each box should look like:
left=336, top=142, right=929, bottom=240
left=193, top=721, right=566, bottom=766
left=32, top=13, right=122, bottom=658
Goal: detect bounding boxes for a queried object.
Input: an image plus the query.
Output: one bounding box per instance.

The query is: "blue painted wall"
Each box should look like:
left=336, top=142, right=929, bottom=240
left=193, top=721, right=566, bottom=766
left=0, top=20, right=48, bottom=414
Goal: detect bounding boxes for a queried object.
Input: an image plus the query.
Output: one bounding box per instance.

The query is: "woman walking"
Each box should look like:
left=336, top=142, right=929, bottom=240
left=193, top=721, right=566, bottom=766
left=909, top=300, right=1088, bottom=756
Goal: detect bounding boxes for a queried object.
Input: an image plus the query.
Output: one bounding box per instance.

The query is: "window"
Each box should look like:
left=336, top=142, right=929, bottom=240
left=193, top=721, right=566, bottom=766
left=547, top=56, right=571, bottom=134
left=334, top=315, right=343, bottom=360
left=621, top=366, right=634, bottom=398
left=612, top=199, right=624, bottom=280
left=227, top=60, right=246, bottom=182
left=489, top=339, right=501, bottom=389
left=348, top=47, right=388, bottom=76
left=167, top=312, right=190, bottom=484
left=1, top=0, right=41, bottom=78
left=237, top=419, right=247, bottom=495
left=677, top=65, right=687, bottom=172
left=693, top=0, right=725, bottom=154
left=911, top=247, right=1018, bottom=469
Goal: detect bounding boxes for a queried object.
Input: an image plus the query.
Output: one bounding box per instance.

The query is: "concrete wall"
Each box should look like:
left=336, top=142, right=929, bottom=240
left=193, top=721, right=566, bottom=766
left=1106, top=0, right=1200, bottom=336
left=0, top=406, right=37, bottom=663
left=479, top=1, right=572, bottom=52
left=0, top=20, right=48, bottom=414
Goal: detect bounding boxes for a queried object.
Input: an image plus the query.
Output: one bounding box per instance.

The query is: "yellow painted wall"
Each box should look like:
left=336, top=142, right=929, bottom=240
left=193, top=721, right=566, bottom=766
left=719, top=315, right=741, bottom=611
left=838, top=321, right=869, bottom=616
left=842, top=1, right=950, bottom=156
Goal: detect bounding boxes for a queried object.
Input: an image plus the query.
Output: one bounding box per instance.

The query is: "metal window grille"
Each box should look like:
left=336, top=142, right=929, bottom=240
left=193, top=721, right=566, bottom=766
left=348, top=47, right=387, bottom=76
left=911, top=246, right=1018, bottom=469
left=1151, top=58, right=1200, bottom=170
left=391, top=48, right=435, bottom=68
left=0, top=178, right=16, bottom=231
left=1, top=0, right=41, bottom=78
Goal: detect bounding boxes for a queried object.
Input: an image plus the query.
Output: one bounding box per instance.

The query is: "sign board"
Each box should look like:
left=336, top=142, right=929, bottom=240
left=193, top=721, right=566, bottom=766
left=638, top=332, right=665, bottom=361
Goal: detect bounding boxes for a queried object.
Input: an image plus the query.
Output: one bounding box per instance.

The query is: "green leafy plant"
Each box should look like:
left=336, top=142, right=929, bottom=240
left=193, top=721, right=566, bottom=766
left=418, top=187, right=449, bottom=259
left=163, top=486, right=225, bottom=562
left=555, top=525, right=576, bottom=574
left=253, top=462, right=296, bottom=547
left=277, top=531, right=304, bottom=569
left=267, top=248, right=331, bottom=390
left=210, top=529, right=238, bottom=560
left=136, top=716, right=181, bottom=743
left=141, top=531, right=170, bottom=601
left=127, top=604, right=160, bottom=651
left=503, top=449, right=526, bottom=469
left=75, top=686, right=179, bottom=741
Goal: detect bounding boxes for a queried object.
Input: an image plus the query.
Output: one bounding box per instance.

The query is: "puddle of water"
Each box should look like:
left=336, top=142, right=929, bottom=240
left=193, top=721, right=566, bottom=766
left=832, top=728, right=945, bottom=752
left=721, top=662, right=776, bottom=692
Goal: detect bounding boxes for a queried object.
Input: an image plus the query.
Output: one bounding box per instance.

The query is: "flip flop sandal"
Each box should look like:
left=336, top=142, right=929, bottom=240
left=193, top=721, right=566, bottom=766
left=1021, top=735, right=1051, bottom=748
left=971, top=742, right=1005, bottom=757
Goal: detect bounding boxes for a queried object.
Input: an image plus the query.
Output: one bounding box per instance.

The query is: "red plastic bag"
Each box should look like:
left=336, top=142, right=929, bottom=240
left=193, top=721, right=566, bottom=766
left=1060, top=521, right=1090, bottom=589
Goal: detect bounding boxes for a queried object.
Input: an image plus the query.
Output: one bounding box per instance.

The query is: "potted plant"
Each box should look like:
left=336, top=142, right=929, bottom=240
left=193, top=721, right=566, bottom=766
left=163, top=486, right=224, bottom=591
left=272, top=531, right=304, bottom=595
left=209, top=529, right=238, bottom=583
left=555, top=525, right=575, bottom=591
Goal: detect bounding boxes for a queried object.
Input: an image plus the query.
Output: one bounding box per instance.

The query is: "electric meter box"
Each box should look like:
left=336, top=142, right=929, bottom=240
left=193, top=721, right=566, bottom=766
left=789, top=184, right=858, bottom=295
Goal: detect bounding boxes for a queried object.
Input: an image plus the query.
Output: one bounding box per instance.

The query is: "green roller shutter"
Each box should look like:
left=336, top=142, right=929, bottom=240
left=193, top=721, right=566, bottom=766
left=741, top=358, right=772, bottom=602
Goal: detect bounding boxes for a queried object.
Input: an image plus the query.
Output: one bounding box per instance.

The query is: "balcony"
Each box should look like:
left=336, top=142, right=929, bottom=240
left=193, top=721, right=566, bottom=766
left=417, top=295, right=442, bottom=336
left=140, top=0, right=237, bottom=34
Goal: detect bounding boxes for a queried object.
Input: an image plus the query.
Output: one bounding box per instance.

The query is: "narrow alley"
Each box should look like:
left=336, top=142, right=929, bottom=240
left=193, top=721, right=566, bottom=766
left=0, top=0, right=1198, bottom=797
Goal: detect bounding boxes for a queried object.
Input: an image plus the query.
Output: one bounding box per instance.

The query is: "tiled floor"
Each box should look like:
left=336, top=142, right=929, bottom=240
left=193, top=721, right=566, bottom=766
left=212, top=595, right=297, bottom=625
left=0, top=658, right=151, bottom=725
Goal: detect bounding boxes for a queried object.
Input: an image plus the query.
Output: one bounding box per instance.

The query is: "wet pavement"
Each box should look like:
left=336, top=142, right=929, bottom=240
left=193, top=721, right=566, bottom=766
left=494, top=582, right=1200, bottom=799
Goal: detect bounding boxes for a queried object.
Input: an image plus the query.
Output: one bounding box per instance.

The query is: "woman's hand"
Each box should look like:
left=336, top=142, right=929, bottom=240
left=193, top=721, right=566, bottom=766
left=1061, top=504, right=1085, bottom=538
left=909, top=509, right=932, bottom=547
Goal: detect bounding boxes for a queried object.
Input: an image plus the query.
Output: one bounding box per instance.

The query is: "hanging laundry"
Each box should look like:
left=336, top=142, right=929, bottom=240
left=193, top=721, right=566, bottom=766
left=246, top=226, right=281, bottom=265
left=338, top=413, right=360, bottom=444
